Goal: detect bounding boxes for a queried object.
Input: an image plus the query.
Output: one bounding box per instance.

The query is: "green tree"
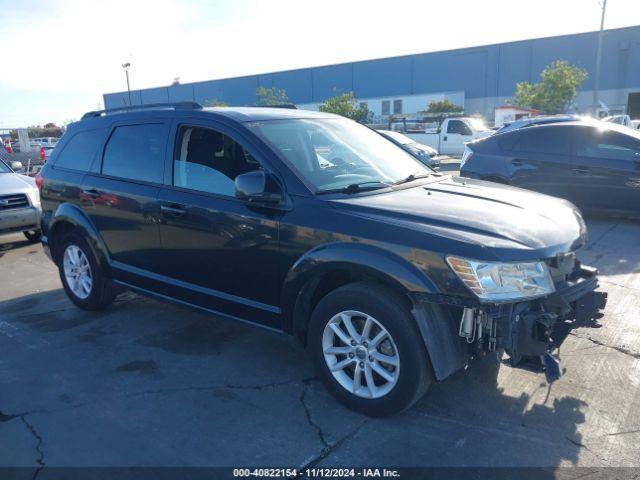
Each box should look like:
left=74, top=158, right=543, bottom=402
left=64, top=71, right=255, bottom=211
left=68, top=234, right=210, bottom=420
left=426, top=99, right=463, bottom=113
left=205, top=98, right=229, bottom=107
left=256, top=86, right=289, bottom=106
left=318, top=92, right=372, bottom=123
left=512, top=60, right=588, bottom=114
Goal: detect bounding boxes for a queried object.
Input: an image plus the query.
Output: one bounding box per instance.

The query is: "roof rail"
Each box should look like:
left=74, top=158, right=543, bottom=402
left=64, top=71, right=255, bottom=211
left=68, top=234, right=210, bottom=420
left=81, top=102, right=203, bottom=119
left=252, top=103, right=298, bottom=109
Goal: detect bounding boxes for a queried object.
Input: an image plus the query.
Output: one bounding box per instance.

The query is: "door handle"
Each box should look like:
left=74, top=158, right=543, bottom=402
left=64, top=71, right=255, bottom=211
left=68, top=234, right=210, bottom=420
left=160, top=204, right=186, bottom=217
left=81, top=188, right=100, bottom=198
left=572, top=167, right=590, bottom=175
left=443, top=136, right=448, bottom=141
left=511, top=159, right=523, bottom=166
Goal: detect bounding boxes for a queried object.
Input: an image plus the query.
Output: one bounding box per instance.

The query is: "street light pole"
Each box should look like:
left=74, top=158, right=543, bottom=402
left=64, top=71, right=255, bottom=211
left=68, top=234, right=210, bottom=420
left=591, top=0, right=607, bottom=117
left=122, top=62, right=132, bottom=106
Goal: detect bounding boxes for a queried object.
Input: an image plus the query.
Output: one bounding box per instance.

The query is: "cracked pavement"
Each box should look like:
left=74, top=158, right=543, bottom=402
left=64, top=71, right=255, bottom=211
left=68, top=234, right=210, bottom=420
left=1, top=217, right=640, bottom=474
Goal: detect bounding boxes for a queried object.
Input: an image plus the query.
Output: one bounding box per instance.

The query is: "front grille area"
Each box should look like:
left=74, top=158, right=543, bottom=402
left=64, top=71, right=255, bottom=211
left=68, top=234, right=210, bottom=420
left=0, top=193, right=29, bottom=211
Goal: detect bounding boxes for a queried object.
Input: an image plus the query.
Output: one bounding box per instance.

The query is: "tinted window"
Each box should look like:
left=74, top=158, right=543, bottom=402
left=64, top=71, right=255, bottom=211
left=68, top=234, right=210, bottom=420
left=102, top=124, right=165, bottom=183
left=54, top=129, right=105, bottom=171
left=576, top=129, right=640, bottom=161
left=173, top=126, right=260, bottom=196
left=515, top=127, right=571, bottom=155
left=447, top=120, right=472, bottom=135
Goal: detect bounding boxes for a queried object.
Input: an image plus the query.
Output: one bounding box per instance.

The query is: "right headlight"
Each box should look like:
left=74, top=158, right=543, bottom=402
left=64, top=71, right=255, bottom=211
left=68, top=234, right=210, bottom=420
left=446, top=256, right=555, bottom=302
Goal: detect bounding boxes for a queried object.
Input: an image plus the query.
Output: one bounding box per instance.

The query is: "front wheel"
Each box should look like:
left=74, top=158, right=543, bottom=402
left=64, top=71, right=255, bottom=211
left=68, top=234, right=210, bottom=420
left=56, top=232, right=116, bottom=310
left=308, top=282, right=433, bottom=416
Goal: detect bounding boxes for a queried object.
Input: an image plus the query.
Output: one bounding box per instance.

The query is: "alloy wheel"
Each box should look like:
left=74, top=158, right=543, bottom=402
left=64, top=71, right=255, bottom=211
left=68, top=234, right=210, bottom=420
left=322, top=310, right=400, bottom=399
left=63, top=245, right=93, bottom=300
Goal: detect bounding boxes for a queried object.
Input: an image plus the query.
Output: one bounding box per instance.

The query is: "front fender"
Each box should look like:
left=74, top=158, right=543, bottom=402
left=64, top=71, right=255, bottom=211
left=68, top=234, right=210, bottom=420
left=281, top=242, right=438, bottom=331
left=47, top=203, right=110, bottom=268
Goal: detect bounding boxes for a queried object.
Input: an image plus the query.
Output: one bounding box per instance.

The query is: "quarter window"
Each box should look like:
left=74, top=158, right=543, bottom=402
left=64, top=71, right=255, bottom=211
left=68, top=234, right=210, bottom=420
left=173, top=126, right=260, bottom=196
left=54, top=129, right=106, bottom=171
left=102, top=124, right=165, bottom=183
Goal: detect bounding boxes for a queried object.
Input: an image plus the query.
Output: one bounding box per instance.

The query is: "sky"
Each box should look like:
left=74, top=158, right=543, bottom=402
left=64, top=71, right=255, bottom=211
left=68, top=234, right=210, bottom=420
left=0, top=0, right=639, bottom=127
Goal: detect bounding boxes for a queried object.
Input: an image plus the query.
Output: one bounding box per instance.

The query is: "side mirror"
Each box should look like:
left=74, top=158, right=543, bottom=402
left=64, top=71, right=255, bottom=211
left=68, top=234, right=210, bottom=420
left=235, top=170, right=282, bottom=205
left=10, top=161, right=23, bottom=171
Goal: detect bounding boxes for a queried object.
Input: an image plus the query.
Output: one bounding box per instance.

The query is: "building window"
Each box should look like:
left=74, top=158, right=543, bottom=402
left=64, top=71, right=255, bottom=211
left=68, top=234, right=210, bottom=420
left=381, top=100, right=390, bottom=116
left=393, top=99, right=402, bottom=114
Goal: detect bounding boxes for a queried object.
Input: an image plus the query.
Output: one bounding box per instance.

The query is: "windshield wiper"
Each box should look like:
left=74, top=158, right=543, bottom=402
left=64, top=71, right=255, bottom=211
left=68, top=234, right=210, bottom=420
left=393, top=173, right=432, bottom=186
left=317, top=180, right=391, bottom=195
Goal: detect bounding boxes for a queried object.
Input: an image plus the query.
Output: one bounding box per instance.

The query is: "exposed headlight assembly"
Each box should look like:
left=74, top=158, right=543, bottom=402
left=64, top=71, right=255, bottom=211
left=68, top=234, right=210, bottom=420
left=446, top=256, right=555, bottom=302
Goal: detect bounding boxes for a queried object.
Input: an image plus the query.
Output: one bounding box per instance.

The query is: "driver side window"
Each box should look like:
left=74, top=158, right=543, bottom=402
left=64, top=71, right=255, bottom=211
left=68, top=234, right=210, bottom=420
left=447, top=120, right=472, bottom=136
left=173, top=126, right=260, bottom=196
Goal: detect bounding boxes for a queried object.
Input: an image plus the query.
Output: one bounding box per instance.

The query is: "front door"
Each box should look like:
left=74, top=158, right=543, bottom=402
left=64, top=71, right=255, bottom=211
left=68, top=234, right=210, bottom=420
left=156, top=121, right=282, bottom=328
left=441, top=119, right=472, bottom=156
left=570, top=127, right=640, bottom=214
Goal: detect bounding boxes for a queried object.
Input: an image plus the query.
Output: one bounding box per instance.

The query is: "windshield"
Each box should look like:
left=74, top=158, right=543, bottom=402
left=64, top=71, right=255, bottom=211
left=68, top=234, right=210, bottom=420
left=467, top=118, right=490, bottom=132
left=250, top=118, right=431, bottom=192
left=0, top=160, right=11, bottom=173
left=380, top=130, right=414, bottom=145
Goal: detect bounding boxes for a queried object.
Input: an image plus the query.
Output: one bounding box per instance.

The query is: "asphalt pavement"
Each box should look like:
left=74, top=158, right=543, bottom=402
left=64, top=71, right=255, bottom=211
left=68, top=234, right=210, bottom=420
left=0, top=214, right=639, bottom=477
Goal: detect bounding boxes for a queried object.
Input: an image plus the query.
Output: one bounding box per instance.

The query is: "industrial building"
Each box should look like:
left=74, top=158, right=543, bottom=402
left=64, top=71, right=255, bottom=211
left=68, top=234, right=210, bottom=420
left=103, top=25, right=640, bottom=122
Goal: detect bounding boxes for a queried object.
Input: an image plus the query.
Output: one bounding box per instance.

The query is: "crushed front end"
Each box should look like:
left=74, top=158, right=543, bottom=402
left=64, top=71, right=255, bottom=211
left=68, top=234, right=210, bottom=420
left=454, top=253, right=607, bottom=382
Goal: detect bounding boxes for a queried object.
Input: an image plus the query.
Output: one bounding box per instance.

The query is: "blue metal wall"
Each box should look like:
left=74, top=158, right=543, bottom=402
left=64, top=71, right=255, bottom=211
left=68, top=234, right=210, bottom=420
left=104, top=26, right=640, bottom=109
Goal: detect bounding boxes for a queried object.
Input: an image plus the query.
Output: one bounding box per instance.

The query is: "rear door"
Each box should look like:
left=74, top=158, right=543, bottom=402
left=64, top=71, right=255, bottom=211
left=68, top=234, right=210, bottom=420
left=441, top=119, right=472, bottom=156
left=570, top=127, right=640, bottom=214
left=505, top=126, right=576, bottom=201
left=81, top=119, right=168, bottom=275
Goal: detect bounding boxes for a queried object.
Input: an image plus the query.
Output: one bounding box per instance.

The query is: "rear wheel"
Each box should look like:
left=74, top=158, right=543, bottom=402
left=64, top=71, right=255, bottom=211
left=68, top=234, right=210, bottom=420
left=23, top=230, right=41, bottom=243
left=56, top=232, right=116, bottom=310
left=308, top=282, right=433, bottom=416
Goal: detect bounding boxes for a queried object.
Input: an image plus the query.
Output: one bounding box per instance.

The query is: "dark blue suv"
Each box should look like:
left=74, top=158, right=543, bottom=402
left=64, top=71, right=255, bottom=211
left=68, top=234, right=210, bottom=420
left=38, top=103, right=605, bottom=415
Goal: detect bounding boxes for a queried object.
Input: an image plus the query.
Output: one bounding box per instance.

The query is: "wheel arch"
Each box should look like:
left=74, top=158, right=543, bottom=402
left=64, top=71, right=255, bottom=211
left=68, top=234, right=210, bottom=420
left=281, top=243, right=438, bottom=342
left=48, top=203, right=110, bottom=269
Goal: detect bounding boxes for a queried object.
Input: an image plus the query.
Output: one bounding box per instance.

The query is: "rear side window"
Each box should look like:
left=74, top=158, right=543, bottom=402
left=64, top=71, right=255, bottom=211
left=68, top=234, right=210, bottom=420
left=54, top=129, right=105, bottom=171
left=514, top=127, right=571, bottom=155
left=102, top=124, right=165, bottom=183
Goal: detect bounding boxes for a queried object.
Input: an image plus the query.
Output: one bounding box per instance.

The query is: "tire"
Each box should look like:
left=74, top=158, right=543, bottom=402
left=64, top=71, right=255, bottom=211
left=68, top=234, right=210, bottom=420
left=308, top=282, right=433, bottom=416
left=56, top=231, right=116, bottom=310
left=23, top=229, right=42, bottom=243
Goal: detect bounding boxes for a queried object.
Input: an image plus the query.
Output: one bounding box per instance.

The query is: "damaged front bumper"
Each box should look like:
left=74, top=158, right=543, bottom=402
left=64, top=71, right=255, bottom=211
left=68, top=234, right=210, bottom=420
left=460, top=262, right=608, bottom=382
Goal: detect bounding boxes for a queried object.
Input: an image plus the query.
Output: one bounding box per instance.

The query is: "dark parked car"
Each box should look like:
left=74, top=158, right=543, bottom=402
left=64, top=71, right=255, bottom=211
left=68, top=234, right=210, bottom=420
left=38, top=103, right=605, bottom=416
left=460, top=122, right=640, bottom=217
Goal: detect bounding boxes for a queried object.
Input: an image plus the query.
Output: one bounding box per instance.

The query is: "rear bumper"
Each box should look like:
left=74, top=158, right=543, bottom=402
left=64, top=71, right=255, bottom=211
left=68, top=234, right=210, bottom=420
left=0, top=207, right=40, bottom=234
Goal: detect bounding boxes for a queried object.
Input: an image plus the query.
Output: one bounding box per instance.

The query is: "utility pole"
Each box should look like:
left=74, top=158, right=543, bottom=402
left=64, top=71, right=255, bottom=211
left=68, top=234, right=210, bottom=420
left=591, top=0, right=607, bottom=117
left=122, top=62, right=132, bottom=106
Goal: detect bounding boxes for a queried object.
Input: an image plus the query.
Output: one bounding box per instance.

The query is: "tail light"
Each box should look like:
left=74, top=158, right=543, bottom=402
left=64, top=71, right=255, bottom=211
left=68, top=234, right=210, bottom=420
left=35, top=173, right=44, bottom=191
left=5, top=144, right=13, bottom=155
left=40, top=146, right=46, bottom=162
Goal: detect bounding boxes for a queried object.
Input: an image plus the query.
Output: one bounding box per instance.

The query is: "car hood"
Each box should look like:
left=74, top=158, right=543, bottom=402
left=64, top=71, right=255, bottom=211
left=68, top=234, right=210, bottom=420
left=330, top=176, right=587, bottom=261
left=0, top=172, right=36, bottom=193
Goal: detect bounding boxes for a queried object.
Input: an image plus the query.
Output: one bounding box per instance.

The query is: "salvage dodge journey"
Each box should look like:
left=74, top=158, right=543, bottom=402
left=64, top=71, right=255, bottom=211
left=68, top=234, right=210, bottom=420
left=37, top=103, right=606, bottom=416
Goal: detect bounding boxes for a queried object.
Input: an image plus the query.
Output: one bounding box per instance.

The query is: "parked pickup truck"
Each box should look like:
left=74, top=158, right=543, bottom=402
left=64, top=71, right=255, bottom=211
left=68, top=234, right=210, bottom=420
left=406, top=117, right=493, bottom=156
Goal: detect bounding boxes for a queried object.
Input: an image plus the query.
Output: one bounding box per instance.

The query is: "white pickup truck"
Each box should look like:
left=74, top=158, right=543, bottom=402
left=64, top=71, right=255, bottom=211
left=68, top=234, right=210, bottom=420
left=406, top=117, right=493, bottom=156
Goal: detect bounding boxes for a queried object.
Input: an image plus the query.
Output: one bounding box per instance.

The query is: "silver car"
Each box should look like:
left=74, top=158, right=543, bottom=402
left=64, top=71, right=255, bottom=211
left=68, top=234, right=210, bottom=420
left=0, top=158, right=42, bottom=242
